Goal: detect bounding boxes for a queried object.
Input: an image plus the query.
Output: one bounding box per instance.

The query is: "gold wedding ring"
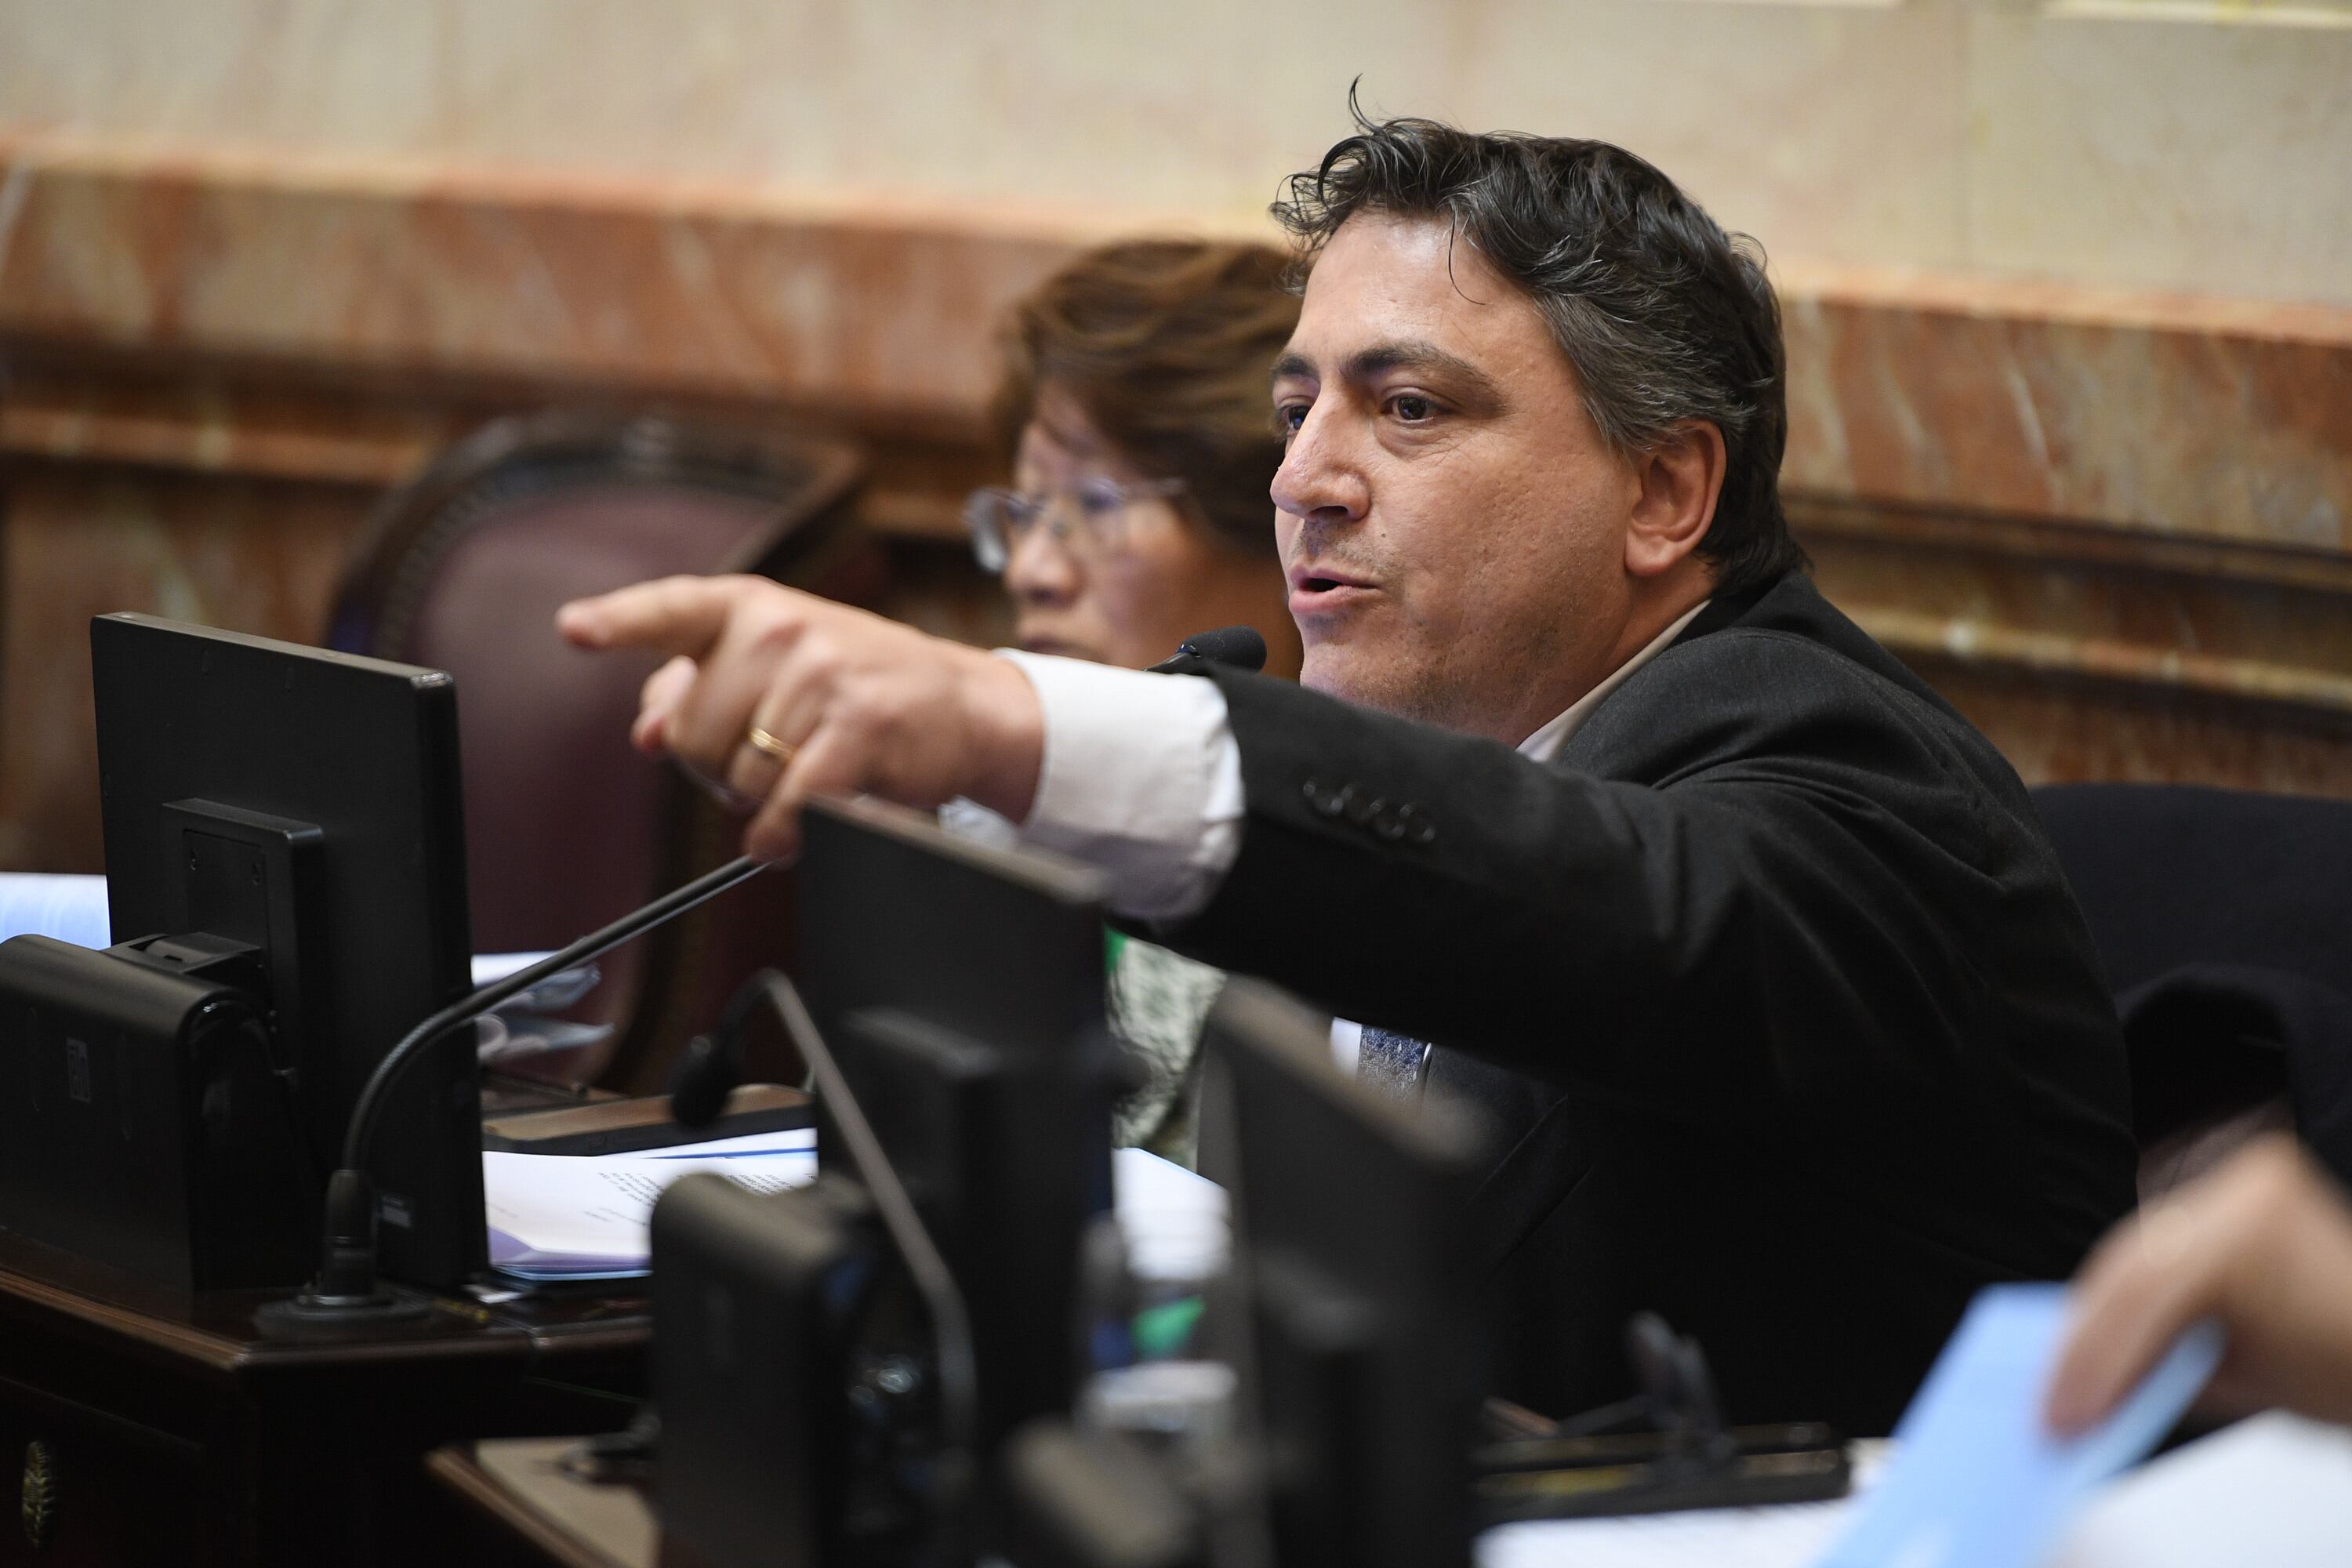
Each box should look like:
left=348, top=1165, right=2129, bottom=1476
left=746, top=724, right=797, bottom=765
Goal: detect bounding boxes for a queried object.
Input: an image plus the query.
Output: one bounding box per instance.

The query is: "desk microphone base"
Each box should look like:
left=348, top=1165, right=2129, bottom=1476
left=254, top=1284, right=433, bottom=1338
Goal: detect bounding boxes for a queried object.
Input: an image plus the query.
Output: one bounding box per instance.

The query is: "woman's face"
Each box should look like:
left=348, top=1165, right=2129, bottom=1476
left=1004, top=387, right=1298, bottom=674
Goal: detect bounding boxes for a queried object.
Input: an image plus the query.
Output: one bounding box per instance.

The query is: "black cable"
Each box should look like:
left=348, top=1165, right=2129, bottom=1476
left=744, top=968, right=981, bottom=1520
left=668, top=963, right=789, bottom=1126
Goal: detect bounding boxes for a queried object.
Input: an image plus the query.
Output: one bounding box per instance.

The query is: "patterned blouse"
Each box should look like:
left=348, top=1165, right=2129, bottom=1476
left=1105, top=932, right=1225, bottom=1167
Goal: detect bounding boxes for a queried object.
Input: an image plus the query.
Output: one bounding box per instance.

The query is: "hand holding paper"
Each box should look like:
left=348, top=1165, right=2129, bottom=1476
left=2046, top=1135, right=2352, bottom=1433
left=1811, top=1284, right=2220, bottom=1568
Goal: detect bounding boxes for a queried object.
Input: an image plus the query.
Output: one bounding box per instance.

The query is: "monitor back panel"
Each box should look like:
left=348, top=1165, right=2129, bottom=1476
left=1210, top=979, right=1486, bottom=1568
left=797, top=797, right=1111, bottom=1447
left=91, top=612, right=482, bottom=1287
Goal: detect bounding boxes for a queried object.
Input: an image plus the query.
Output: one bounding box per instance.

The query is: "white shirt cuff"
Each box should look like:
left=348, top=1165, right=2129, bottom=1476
left=985, top=651, right=1244, bottom=922
left=1329, top=1016, right=1363, bottom=1075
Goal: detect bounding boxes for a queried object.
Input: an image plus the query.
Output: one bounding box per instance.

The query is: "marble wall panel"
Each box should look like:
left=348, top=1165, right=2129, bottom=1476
left=0, top=465, right=374, bottom=871
left=0, top=143, right=1080, bottom=434
left=0, top=349, right=459, bottom=487
left=8, top=0, right=2349, bottom=305
left=1455, top=0, right=1970, bottom=274
left=0, top=0, right=1969, bottom=268
left=1896, top=666, right=2352, bottom=800
left=1798, top=500, right=2352, bottom=796
left=1966, top=5, right=2352, bottom=309
left=1799, top=503, right=2352, bottom=673
left=1780, top=270, right=2352, bottom=551
left=10, top=147, right=2347, bottom=556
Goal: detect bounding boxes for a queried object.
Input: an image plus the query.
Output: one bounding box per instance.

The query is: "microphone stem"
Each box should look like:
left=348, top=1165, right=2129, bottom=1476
left=339, top=854, right=769, bottom=1174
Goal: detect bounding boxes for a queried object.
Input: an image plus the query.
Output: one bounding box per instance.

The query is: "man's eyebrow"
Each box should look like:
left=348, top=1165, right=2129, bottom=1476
left=1270, top=340, right=1504, bottom=408
left=1343, top=340, right=1502, bottom=401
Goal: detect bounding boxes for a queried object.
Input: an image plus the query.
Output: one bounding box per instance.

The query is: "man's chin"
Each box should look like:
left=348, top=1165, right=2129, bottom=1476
left=1300, top=644, right=1427, bottom=720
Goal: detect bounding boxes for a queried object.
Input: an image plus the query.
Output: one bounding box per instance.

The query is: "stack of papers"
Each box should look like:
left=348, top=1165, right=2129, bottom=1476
left=1478, top=1414, right=2352, bottom=1568
left=1479, top=1489, right=1860, bottom=1568
left=2053, top=1410, right=2352, bottom=1568
left=481, top=1139, right=1225, bottom=1285
left=482, top=1127, right=818, bottom=1279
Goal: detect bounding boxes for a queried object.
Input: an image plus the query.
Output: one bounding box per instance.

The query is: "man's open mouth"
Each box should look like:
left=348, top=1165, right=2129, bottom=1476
left=1289, top=566, right=1374, bottom=596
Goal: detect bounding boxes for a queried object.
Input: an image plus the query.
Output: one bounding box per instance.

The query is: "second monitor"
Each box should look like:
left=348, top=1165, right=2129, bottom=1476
left=92, top=612, right=482, bottom=1289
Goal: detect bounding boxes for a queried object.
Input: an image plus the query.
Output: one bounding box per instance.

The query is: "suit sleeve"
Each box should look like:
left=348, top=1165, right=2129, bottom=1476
left=1158, top=637, right=2015, bottom=1127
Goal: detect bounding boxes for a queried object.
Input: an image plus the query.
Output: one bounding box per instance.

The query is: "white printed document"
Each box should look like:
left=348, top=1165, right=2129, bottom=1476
left=483, top=1135, right=818, bottom=1279
left=481, top=1142, right=1222, bottom=1283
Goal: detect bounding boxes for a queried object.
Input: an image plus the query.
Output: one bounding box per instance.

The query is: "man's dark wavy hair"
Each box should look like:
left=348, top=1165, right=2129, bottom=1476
left=1271, top=100, right=1805, bottom=597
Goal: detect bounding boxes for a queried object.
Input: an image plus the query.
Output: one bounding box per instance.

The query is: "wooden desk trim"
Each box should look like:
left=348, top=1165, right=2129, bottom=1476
left=0, top=1261, right=249, bottom=1379
left=430, top=1444, right=637, bottom=1568
left=0, top=1234, right=653, bottom=1386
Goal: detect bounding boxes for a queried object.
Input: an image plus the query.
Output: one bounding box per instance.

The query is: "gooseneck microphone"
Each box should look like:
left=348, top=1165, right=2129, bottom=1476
left=258, top=854, right=772, bottom=1331
left=668, top=971, right=770, bottom=1128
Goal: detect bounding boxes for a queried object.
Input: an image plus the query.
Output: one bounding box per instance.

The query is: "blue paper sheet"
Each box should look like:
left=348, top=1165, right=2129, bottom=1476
left=1813, top=1283, right=2222, bottom=1568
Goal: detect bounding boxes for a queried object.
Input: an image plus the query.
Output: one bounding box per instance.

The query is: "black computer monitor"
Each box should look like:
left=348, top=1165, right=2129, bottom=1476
left=655, top=796, right=1112, bottom=1564
left=92, top=612, right=482, bottom=1289
left=653, top=1170, right=883, bottom=1566
left=1207, top=979, right=1486, bottom=1568
left=797, top=794, right=1112, bottom=1447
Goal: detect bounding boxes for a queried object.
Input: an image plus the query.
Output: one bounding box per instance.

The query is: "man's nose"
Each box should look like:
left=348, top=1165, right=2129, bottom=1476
left=1271, top=405, right=1368, bottom=524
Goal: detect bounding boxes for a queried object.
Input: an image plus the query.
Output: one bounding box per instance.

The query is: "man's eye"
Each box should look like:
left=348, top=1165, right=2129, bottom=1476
left=1274, top=402, right=1308, bottom=437
left=1389, top=394, right=1436, bottom=423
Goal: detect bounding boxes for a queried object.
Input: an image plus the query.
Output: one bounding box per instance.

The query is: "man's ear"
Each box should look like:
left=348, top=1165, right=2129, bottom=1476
left=1625, top=420, right=1726, bottom=579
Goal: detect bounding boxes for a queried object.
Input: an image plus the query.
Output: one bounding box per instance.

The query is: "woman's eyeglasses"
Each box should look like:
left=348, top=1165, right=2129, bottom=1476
left=963, top=477, right=1186, bottom=574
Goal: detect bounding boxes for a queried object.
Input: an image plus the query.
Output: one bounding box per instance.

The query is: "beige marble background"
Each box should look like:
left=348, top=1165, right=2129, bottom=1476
left=1, top=0, right=2347, bottom=307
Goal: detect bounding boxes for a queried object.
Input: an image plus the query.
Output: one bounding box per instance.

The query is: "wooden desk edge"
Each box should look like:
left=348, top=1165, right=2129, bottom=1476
left=0, top=1260, right=252, bottom=1378
left=0, top=1249, right=652, bottom=1381
left=429, top=1443, right=638, bottom=1568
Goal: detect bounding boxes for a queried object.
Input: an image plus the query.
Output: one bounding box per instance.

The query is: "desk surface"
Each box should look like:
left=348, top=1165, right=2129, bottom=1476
left=432, top=1439, right=662, bottom=1568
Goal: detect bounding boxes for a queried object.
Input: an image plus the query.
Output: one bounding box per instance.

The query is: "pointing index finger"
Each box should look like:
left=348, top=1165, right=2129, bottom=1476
left=557, top=575, right=746, bottom=659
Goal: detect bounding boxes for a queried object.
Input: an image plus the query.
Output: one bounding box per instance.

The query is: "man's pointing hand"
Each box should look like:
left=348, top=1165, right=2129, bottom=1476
left=557, top=575, right=1044, bottom=861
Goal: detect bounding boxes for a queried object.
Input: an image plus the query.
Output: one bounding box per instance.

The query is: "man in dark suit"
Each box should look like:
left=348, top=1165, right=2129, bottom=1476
left=559, top=114, right=2139, bottom=1434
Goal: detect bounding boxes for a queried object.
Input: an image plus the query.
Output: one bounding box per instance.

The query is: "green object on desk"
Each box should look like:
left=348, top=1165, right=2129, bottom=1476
left=1132, top=1295, right=1205, bottom=1359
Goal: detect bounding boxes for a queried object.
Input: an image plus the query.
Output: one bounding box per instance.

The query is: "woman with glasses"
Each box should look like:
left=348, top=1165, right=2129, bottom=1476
left=971, top=239, right=1301, bottom=679
left=968, top=239, right=1301, bottom=1160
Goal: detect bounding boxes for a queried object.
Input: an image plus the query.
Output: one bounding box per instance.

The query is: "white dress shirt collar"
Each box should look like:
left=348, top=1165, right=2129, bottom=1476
left=1515, top=598, right=1711, bottom=765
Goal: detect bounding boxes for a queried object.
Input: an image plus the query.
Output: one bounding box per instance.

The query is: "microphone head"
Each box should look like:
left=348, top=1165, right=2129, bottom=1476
left=1160, top=625, right=1267, bottom=675
left=668, top=1030, right=740, bottom=1130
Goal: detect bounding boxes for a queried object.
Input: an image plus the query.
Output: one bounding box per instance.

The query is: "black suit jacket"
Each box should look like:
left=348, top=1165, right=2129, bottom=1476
left=1167, top=569, right=2137, bottom=1435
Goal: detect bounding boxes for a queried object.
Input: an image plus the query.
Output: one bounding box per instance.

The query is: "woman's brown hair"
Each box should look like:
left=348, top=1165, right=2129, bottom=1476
left=991, top=239, right=1299, bottom=552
